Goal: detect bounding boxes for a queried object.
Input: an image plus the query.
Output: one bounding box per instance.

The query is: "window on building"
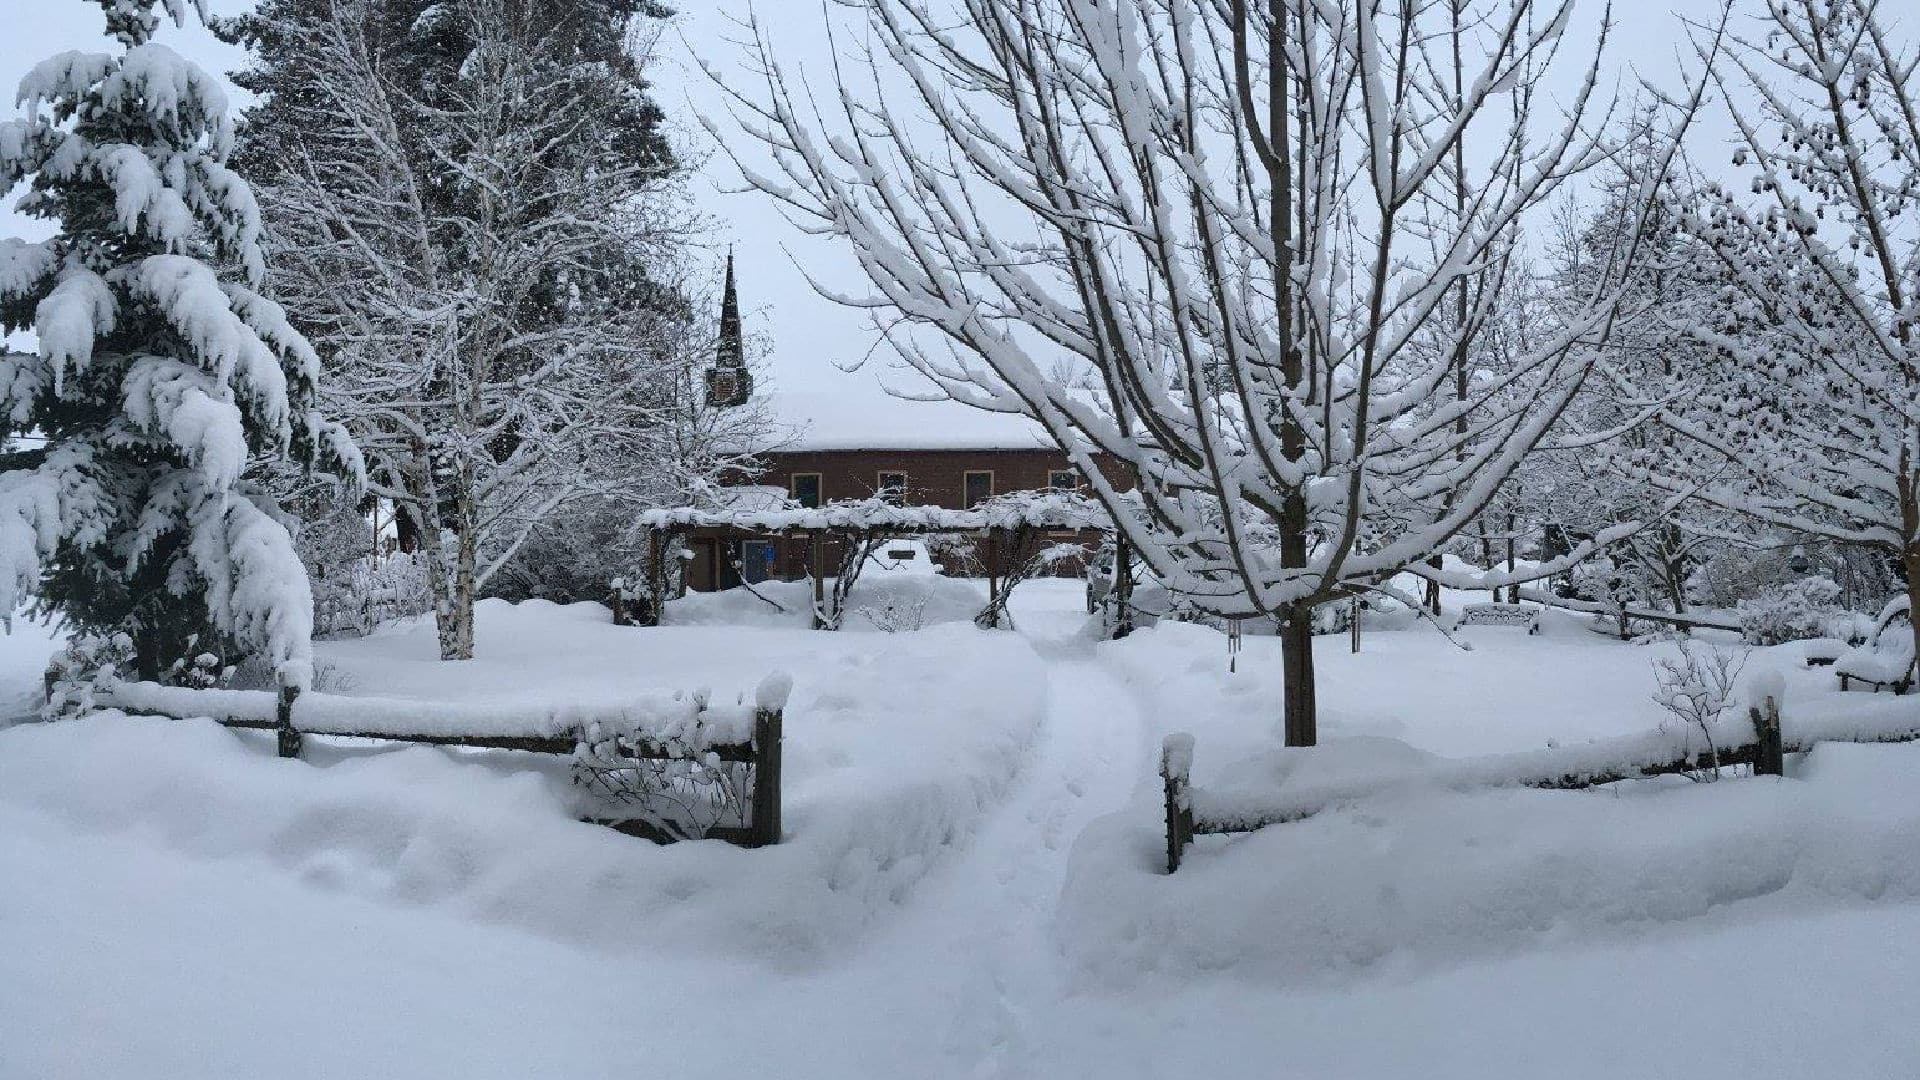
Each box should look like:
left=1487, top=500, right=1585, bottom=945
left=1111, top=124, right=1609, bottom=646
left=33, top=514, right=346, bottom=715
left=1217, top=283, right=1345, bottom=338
left=963, top=470, right=994, bottom=509
left=1047, top=469, right=1080, bottom=491
left=876, top=470, right=908, bottom=502
left=790, top=473, right=822, bottom=508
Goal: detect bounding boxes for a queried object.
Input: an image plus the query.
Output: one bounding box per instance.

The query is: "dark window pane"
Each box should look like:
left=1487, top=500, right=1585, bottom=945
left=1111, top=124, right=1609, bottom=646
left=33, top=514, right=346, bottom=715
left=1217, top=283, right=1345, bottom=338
left=791, top=474, right=821, bottom=508
left=964, top=471, right=993, bottom=508
left=877, top=471, right=907, bottom=502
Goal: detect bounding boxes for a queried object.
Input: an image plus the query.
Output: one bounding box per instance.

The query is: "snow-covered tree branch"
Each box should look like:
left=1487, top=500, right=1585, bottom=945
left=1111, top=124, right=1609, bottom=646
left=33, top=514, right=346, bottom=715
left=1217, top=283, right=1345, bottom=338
left=1647, top=0, right=1920, bottom=665
left=719, top=0, right=1706, bottom=743
left=225, top=0, right=764, bottom=658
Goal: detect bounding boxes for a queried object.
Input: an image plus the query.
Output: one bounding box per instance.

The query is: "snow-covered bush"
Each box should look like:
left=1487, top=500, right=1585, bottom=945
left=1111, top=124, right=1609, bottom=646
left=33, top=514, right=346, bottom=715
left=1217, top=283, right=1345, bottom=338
left=857, top=596, right=928, bottom=633
left=1737, top=577, right=1844, bottom=646
left=1569, top=554, right=1638, bottom=609
left=1688, top=546, right=1800, bottom=610
left=1648, top=642, right=1750, bottom=778
left=312, top=555, right=430, bottom=638
left=41, top=633, right=135, bottom=720
left=44, top=629, right=235, bottom=720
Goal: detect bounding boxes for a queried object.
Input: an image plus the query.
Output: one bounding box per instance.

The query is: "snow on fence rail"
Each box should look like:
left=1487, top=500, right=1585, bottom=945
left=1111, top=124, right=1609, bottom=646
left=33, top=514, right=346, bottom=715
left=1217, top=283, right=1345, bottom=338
left=1157, top=685, right=1920, bottom=872
left=98, top=672, right=794, bottom=848
left=1515, top=587, right=1741, bottom=638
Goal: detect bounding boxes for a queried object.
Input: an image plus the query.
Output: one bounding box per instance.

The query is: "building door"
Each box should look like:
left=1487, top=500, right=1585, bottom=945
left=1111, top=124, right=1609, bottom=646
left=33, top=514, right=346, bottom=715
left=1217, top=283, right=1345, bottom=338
left=740, top=540, right=775, bottom=584
left=716, top=541, right=742, bottom=591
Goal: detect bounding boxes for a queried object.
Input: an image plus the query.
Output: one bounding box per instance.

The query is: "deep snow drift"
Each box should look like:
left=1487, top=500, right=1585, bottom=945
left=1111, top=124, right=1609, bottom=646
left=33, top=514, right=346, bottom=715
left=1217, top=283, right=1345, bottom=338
left=5, top=604, right=1051, bottom=968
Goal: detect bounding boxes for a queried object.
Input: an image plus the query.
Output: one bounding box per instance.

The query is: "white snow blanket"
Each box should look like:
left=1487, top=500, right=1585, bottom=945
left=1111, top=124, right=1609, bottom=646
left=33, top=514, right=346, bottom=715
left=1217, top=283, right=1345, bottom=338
left=1, top=606, right=1048, bottom=968
left=1061, top=740, right=1920, bottom=986
left=666, top=574, right=988, bottom=630
left=1835, top=635, right=1915, bottom=685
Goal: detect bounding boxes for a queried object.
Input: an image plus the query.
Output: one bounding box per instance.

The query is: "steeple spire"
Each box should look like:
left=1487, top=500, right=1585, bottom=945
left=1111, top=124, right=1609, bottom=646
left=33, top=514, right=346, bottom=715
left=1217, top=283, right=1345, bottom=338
left=717, top=248, right=742, bottom=369
left=706, top=248, right=752, bottom=407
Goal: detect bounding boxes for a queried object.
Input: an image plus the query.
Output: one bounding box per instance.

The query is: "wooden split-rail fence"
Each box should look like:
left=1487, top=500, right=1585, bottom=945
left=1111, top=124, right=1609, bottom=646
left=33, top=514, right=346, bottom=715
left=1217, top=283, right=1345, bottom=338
left=1159, top=692, right=1920, bottom=873
left=98, top=674, right=788, bottom=848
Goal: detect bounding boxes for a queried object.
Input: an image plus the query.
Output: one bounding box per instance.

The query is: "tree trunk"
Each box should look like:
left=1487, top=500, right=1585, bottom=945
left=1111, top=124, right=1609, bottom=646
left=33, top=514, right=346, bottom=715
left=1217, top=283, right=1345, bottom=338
left=134, top=626, right=162, bottom=684
left=1903, top=454, right=1920, bottom=684
left=447, top=519, right=477, bottom=660
left=412, top=491, right=477, bottom=662
left=439, top=484, right=479, bottom=661
left=1505, top=515, right=1519, bottom=604
left=1480, top=534, right=1497, bottom=602
left=1665, top=557, right=1688, bottom=616
left=1112, top=533, right=1135, bottom=639
left=1281, top=603, right=1317, bottom=746
left=1905, top=545, right=1920, bottom=683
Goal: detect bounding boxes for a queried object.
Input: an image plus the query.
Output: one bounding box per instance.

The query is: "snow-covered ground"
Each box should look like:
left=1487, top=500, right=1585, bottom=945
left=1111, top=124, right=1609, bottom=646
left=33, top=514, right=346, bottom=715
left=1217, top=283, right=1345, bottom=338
left=4, top=581, right=1919, bottom=1078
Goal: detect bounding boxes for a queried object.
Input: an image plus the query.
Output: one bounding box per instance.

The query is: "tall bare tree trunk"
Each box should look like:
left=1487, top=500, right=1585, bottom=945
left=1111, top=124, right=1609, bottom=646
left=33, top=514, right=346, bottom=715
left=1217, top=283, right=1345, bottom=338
left=1506, top=512, right=1519, bottom=603
left=1281, top=602, right=1317, bottom=747
left=1902, top=451, right=1920, bottom=673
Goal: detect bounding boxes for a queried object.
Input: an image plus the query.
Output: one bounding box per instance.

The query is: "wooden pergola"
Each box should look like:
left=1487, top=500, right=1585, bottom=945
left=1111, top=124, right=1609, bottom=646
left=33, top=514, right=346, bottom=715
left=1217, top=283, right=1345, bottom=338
left=631, top=493, right=1113, bottom=629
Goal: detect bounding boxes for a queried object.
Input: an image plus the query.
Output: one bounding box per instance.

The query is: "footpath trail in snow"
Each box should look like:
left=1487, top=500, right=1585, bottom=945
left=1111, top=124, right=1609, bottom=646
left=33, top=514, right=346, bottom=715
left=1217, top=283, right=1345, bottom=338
left=862, top=649, right=1148, bottom=1076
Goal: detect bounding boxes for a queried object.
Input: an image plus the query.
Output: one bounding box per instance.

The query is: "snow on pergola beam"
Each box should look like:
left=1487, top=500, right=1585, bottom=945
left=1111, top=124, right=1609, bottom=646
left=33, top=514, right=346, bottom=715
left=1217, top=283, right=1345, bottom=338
left=634, top=494, right=1113, bottom=535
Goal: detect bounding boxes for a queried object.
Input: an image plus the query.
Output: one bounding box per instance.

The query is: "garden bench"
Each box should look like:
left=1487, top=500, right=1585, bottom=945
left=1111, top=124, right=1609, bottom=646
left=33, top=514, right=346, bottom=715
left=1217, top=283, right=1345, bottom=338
left=1450, top=602, right=1541, bottom=635
left=1835, top=650, right=1915, bottom=694
left=1834, top=603, right=1915, bottom=695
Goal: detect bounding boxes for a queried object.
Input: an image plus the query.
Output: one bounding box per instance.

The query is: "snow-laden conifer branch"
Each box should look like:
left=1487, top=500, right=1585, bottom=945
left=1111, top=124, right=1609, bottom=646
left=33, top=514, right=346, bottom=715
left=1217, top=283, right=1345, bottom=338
left=0, top=0, right=361, bottom=684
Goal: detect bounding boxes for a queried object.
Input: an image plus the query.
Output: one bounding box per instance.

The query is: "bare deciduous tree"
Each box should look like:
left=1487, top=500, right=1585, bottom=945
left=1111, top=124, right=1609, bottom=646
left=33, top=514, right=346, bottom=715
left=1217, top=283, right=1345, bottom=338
left=1649, top=0, right=1920, bottom=665
left=235, top=0, right=752, bottom=658
left=719, top=0, right=1704, bottom=742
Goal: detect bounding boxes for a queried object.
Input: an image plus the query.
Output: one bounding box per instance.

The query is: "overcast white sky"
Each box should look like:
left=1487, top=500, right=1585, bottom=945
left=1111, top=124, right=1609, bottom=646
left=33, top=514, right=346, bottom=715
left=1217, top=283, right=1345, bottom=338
left=3, top=0, right=1742, bottom=428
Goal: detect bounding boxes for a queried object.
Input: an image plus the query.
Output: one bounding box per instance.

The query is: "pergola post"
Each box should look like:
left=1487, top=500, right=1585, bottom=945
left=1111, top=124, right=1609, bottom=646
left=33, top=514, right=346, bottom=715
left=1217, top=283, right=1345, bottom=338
left=985, top=527, right=1001, bottom=609
left=809, top=530, right=827, bottom=630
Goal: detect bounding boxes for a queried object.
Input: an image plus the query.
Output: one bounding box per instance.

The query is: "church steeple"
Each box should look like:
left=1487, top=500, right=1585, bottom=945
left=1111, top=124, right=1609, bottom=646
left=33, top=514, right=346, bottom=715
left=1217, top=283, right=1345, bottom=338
left=706, top=249, right=752, bottom=408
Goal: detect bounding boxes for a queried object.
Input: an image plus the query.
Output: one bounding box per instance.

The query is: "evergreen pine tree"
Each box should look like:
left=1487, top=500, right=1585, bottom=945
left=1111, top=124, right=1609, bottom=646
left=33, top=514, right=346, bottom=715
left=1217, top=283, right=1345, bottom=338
left=0, top=0, right=361, bottom=684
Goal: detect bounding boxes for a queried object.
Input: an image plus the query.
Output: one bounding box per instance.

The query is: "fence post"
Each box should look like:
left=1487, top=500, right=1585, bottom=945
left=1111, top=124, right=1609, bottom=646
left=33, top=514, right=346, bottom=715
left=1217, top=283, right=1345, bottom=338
left=747, top=706, right=783, bottom=846
left=1751, top=694, right=1784, bottom=777
left=1161, top=733, right=1195, bottom=874
left=746, top=673, right=791, bottom=847
left=276, top=676, right=303, bottom=760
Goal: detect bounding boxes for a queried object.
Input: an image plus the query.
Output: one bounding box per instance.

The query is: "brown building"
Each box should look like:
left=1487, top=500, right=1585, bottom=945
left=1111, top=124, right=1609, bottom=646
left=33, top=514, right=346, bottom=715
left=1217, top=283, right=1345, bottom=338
left=684, top=391, right=1131, bottom=591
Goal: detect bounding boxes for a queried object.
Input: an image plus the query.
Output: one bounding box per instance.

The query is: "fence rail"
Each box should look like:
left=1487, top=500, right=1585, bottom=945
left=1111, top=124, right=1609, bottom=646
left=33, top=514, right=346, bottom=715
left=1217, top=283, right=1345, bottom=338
left=1159, top=691, right=1920, bottom=873
left=97, top=674, right=789, bottom=848
left=1514, top=588, right=1741, bottom=638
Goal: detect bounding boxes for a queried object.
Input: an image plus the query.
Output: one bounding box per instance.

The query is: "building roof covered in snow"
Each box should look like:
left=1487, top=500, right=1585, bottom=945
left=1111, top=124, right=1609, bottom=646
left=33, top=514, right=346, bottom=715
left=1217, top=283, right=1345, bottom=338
left=755, top=387, right=1053, bottom=453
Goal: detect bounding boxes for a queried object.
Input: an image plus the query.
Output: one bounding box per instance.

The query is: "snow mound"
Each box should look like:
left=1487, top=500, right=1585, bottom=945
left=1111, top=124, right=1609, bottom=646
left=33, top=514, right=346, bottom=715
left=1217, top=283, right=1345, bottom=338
left=1059, top=740, right=1920, bottom=987
left=0, top=623, right=1047, bottom=970
left=666, top=574, right=988, bottom=630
